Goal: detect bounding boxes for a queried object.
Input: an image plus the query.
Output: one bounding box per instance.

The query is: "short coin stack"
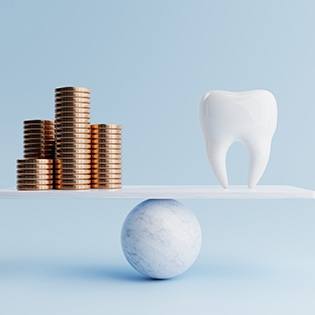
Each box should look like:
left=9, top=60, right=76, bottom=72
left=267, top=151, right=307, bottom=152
left=54, top=87, right=91, bottom=190
left=23, top=120, right=54, bottom=159
left=17, top=159, right=54, bottom=190
left=91, top=124, right=122, bottom=189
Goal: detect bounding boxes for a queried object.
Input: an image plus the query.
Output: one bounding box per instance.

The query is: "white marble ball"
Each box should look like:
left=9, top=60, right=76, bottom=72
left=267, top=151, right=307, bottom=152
left=121, top=199, right=202, bottom=279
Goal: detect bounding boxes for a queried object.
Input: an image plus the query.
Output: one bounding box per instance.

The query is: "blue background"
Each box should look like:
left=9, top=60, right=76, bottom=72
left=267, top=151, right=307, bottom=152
left=0, top=0, right=314, bottom=314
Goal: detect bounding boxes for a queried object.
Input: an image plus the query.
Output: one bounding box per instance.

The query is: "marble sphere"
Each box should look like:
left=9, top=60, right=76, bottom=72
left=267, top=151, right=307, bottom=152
left=121, top=199, right=202, bottom=279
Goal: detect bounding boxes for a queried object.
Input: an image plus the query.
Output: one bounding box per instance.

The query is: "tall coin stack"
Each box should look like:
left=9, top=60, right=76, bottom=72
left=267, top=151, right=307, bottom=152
left=54, top=87, right=91, bottom=190
left=91, top=124, right=122, bottom=189
left=23, top=120, right=54, bottom=159
left=17, top=159, right=54, bottom=190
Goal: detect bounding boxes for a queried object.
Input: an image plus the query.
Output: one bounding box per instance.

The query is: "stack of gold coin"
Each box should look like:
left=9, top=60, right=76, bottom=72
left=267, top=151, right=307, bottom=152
left=24, top=120, right=54, bottom=159
left=55, top=87, right=91, bottom=190
left=17, top=159, right=53, bottom=190
left=91, top=124, right=122, bottom=189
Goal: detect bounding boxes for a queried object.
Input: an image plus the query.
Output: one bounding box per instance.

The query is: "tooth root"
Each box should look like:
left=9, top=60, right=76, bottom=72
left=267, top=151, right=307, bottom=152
left=206, top=139, right=232, bottom=188
left=245, top=138, right=272, bottom=188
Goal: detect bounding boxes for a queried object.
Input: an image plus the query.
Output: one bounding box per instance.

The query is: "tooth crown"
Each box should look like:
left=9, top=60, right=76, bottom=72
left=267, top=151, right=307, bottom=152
left=200, top=90, right=278, bottom=189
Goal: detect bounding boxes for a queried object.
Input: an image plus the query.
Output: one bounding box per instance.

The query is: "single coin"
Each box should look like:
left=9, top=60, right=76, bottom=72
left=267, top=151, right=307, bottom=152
left=55, top=93, right=90, bottom=100
left=91, top=149, right=121, bottom=155
left=17, top=181, right=53, bottom=185
left=92, top=157, right=121, bottom=162
left=56, top=138, right=91, bottom=144
left=17, top=158, right=53, bottom=163
left=92, top=138, right=121, bottom=142
left=55, top=169, right=91, bottom=175
left=91, top=168, right=122, bottom=174
left=90, top=125, right=121, bottom=130
left=58, top=163, right=91, bottom=169
left=55, top=112, right=90, bottom=118
left=91, top=161, right=121, bottom=166
left=91, top=151, right=121, bottom=156
left=55, top=174, right=90, bottom=180
left=91, top=162, right=122, bottom=166
left=59, top=153, right=91, bottom=158
left=56, top=132, right=90, bottom=138
left=55, top=103, right=90, bottom=109
left=55, top=145, right=90, bottom=151
left=91, top=144, right=121, bottom=150
left=55, top=122, right=89, bottom=128
left=56, top=117, right=89, bottom=123
left=91, top=134, right=121, bottom=140
left=55, top=109, right=90, bottom=115
left=60, top=179, right=91, bottom=184
left=24, top=120, right=53, bottom=125
left=91, top=140, right=121, bottom=145
left=57, top=185, right=90, bottom=190
left=93, top=174, right=121, bottom=179
left=91, top=131, right=122, bottom=137
left=17, top=164, right=54, bottom=169
left=17, top=171, right=54, bottom=177
left=23, top=155, right=54, bottom=160
left=23, top=133, right=53, bottom=139
left=91, top=184, right=122, bottom=189
left=17, top=174, right=53, bottom=180
left=56, top=150, right=91, bottom=156
left=24, top=126, right=54, bottom=131
left=17, top=185, right=53, bottom=191
left=55, top=126, right=90, bottom=132
left=18, top=167, right=54, bottom=173
left=55, top=97, right=90, bottom=103
left=55, top=86, right=90, bottom=93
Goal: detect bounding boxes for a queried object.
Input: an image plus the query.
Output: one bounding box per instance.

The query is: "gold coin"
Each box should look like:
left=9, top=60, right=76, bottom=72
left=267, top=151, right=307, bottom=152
left=56, top=148, right=91, bottom=154
left=60, top=179, right=91, bottom=184
left=55, top=126, right=90, bottom=132
left=91, top=123, right=121, bottom=129
left=54, top=93, right=90, bottom=100
left=55, top=102, right=90, bottom=108
left=17, top=171, right=54, bottom=177
left=58, top=163, right=91, bottom=168
left=55, top=169, right=91, bottom=175
left=56, top=117, right=89, bottom=123
left=91, top=151, right=121, bottom=157
left=24, top=126, right=54, bottom=132
left=93, top=138, right=121, bottom=143
left=17, top=174, right=53, bottom=179
left=17, top=158, right=53, bottom=164
left=91, top=147, right=121, bottom=153
left=91, top=162, right=121, bottom=167
left=91, top=186, right=121, bottom=190
left=91, top=135, right=121, bottom=140
left=92, top=174, right=121, bottom=179
left=55, top=86, right=90, bottom=93
left=17, top=185, right=53, bottom=191
left=17, top=180, right=53, bottom=185
left=56, top=138, right=91, bottom=144
left=91, top=140, right=121, bottom=145
left=55, top=145, right=90, bottom=151
left=17, top=165, right=53, bottom=169
left=54, top=177, right=90, bottom=182
left=55, top=97, right=90, bottom=103
left=56, top=185, right=90, bottom=190
left=91, top=169, right=122, bottom=174
left=55, top=174, right=90, bottom=180
left=55, top=113, right=90, bottom=119
left=56, top=132, right=90, bottom=139
left=91, top=144, right=121, bottom=149
left=55, top=109, right=90, bottom=115
left=90, top=124, right=121, bottom=129
left=24, top=120, right=53, bottom=125
left=90, top=182, right=121, bottom=187
left=23, top=140, right=54, bottom=146
left=23, top=155, right=54, bottom=160
left=55, top=122, right=89, bottom=128
left=17, top=164, right=53, bottom=168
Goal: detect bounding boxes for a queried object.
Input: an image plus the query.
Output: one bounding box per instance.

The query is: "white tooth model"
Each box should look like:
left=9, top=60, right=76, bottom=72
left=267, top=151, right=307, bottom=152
left=200, top=90, right=278, bottom=189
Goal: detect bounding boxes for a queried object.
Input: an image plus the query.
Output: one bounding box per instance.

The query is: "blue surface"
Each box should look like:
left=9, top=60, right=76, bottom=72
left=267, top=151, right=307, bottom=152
left=0, top=0, right=314, bottom=314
